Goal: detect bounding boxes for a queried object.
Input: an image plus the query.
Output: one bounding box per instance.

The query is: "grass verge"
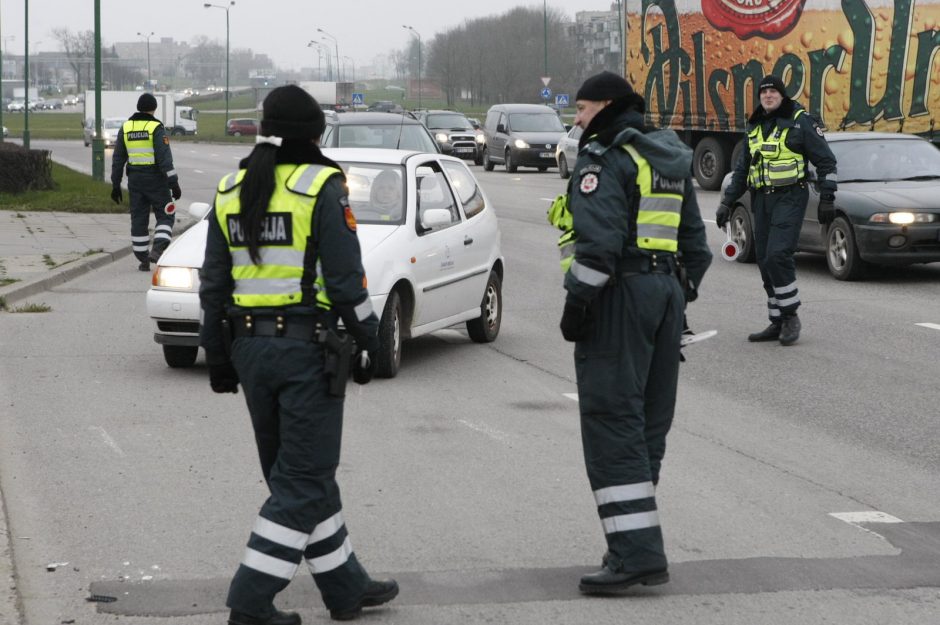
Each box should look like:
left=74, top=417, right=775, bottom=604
left=0, top=161, right=120, bottom=213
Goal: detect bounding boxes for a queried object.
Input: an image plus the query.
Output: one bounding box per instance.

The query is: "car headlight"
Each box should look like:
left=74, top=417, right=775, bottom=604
left=514, top=139, right=529, bottom=149
left=869, top=212, right=938, bottom=224
left=475, top=134, right=485, bottom=144
left=152, top=266, right=194, bottom=290
left=435, top=132, right=449, bottom=143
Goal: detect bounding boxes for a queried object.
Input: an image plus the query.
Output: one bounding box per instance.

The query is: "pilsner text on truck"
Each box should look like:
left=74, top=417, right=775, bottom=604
left=626, top=0, right=940, bottom=189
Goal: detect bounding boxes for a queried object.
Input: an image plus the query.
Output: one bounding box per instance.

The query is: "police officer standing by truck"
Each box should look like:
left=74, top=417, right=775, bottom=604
left=717, top=75, right=838, bottom=345
left=110, top=92, right=182, bottom=271
left=199, top=85, right=398, bottom=624
left=558, top=71, right=712, bottom=595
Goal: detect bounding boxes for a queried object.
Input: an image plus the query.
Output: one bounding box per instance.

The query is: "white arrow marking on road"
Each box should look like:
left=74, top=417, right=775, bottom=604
left=89, top=426, right=125, bottom=457
left=915, top=322, right=940, bottom=331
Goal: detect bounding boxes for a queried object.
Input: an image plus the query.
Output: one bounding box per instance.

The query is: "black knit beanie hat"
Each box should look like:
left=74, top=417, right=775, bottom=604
left=576, top=71, right=634, bottom=102
left=758, top=75, right=789, bottom=98
left=137, top=93, right=158, bottom=112
left=260, top=85, right=325, bottom=141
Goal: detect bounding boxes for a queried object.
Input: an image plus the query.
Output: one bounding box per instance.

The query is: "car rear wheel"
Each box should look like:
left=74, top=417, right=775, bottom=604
left=826, top=216, right=867, bottom=280
left=558, top=154, right=570, bottom=179
left=466, top=271, right=502, bottom=343
left=731, top=205, right=756, bottom=263
left=482, top=148, right=495, bottom=171
left=233, top=131, right=242, bottom=137
left=163, top=345, right=198, bottom=368
left=505, top=149, right=517, bottom=173
left=376, top=290, right=402, bottom=378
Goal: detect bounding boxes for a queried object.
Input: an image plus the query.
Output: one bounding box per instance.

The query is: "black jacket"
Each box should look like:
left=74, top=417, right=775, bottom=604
left=111, top=112, right=178, bottom=185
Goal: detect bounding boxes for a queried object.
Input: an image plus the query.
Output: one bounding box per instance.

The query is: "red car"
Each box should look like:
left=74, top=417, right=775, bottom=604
left=226, top=118, right=259, bottom=136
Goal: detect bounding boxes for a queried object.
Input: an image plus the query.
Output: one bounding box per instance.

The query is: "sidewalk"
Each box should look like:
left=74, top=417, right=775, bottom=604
left=0, top=210, right=193, bottom=307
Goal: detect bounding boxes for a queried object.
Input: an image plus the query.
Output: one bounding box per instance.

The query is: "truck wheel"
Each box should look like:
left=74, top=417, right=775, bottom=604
left=730, top=139, right=746, bottom=169
left=693, top=137, right=729, bottom=191
left=171, top=128, right=183, bottom=136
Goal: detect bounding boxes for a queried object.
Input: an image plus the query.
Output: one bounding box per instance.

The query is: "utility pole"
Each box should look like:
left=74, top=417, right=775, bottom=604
left=92, top=0, right=103, bottom=180
left=23, top=0, right=29, bottom=149
left=402, top=25, right=421, bottom=109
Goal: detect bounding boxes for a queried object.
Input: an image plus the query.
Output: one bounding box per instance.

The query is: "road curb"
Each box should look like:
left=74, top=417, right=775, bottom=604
left=0, top=246, right=133, bottom=307
left=0, top=483, right=24, bottom=625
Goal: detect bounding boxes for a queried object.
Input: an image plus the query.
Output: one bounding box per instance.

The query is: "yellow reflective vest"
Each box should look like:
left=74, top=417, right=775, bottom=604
left=747, top=110, right=807, bottom=188
left=214, top=163, right=341, bottom=309
left=623, top=144, right=682, bottom=253
left=121, top=120, right=160, bottom=167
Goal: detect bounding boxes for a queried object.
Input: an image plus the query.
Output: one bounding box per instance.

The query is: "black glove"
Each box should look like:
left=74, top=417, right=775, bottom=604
left=716, top=201, right=732, bottom=229
left=352, top=334, right=379, bottom=385
left=111, top=185, right=123, bottom=204
left=560, top=301, right=592, bottom=342
left=818, top=194, right=835, bottom=226
left=209, top=361, right=239, bottom=394
left=170, top=180, right=182, bottom=201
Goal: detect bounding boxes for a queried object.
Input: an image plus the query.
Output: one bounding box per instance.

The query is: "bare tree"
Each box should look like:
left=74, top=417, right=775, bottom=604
left=52, top=28, right=95, bottom=92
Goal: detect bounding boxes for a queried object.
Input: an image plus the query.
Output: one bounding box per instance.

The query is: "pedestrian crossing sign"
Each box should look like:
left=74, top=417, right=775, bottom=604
left=351, top=93, right=364, bottom=106
left=555, top=94, right=570, bottom=108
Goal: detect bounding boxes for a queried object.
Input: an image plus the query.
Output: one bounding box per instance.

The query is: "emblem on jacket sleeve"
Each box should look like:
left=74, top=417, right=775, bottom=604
left=579, top=172, right=599, bottom=195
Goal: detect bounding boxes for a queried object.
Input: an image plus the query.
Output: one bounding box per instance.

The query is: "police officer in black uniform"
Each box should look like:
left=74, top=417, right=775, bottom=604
left=717, top=75, right=838, bottom=345
left=199, top=85, right=398, bottom=625
left=110, top=92, right=182, bottom=271
left=559, top=72, right=712, bottom=594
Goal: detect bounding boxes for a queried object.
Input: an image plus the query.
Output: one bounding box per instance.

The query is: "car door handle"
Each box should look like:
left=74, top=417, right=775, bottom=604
left=464, top=236, right=474, bottom=246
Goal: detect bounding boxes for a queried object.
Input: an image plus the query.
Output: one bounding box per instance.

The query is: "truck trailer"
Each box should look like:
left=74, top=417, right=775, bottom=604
left=83, top=90, right=198, bottom=136
left=625, top=0, right=940, bottom=189
left=298, top=81, right=354, bottom=110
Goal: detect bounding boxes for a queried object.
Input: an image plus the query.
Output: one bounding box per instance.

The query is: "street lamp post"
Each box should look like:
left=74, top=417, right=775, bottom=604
left=316, top=29, right=339, bottom=82
left=543, top=0, right=548, bottom=78
left=204, top=1, right=234, bottom=134
left=402, top=25, right=421, bottom=109
left=306, top=41, right=323, bottom=80
left=137, top=31, right=153, bottom=86
left=23, top=0, right=30, bottom=149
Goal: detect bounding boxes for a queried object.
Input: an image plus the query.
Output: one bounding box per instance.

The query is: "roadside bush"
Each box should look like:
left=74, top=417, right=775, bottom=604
left=0, top=143, right=54, bottom=194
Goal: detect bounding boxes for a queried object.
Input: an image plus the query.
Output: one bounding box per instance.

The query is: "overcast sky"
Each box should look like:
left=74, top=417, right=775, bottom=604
left=0, top=1, right=617, bottom=71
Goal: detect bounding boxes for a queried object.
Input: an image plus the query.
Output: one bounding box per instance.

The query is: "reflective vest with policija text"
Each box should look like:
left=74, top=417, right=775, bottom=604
left=122, top=120, right=160, bottom=166
left=214, top=164, right=341, bottom=309
left=547, top=144, right=683, bottom=273
left=747, top=109, right=807, bottom=188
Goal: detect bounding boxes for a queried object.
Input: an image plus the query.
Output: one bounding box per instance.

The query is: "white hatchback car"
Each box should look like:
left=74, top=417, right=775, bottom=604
left=146, top=148, right=504, bottom=377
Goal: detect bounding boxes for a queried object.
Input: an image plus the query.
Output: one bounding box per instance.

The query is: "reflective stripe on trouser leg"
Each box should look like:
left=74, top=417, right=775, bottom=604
left=763, top=185, right=806, bottom=316
left=129, top=188, right=151, bottom=262
left=304, top=510, right=371, bottom=613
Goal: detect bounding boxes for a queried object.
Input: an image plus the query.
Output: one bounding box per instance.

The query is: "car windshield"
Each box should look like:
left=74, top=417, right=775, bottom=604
left=105, top=119, right=125, bottom=129
left=337, top=123, right=438, bottom=152
left=508, top=112, right=565, bottom=132
left=831, top=138, right=940, bottom=182
left=426, top=114, right=473, bottom=130
left=339, top=162, right=405, bottom=226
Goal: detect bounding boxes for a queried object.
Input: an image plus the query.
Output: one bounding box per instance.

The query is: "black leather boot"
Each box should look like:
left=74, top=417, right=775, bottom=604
left=329, top=579, right=399, bottom=621
left=579, top=565, right=669, bottom=595
left=779, top=314, right=801, bottom=346
left=747, top=322, right=781, bottom=342
left=137, top=260, right=151, bottom=272
left=228, top=609, right=301, bottom=625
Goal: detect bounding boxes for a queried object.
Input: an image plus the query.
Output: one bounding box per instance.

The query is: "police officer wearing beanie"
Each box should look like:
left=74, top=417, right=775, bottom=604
left=110, top=92, right=182, bottom=271
left=199, top=84, right=398, bottom=625
left=559, top=71, right=711, bottom=594
left=717, top=74, right=838, bottom=345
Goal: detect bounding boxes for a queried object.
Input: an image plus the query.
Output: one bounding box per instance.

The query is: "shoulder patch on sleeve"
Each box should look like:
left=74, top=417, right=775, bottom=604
left=815, top=125, right=825, bottom=136
left=163, top=136, right=170, bottom=145
left=341, top=196, right=357, bottom=232
left=579, top=171, right=600, bottom=195
left=578, top=164, right=603, bottom=177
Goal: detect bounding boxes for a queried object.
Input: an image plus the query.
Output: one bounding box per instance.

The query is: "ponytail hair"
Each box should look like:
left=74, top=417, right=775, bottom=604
left=239, top=143, right=279, bottom=264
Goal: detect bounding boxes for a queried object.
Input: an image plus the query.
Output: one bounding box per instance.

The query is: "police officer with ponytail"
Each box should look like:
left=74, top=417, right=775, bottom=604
left=199, top=85, right=398, bottom=624
left=559, top=71, right=711, bottom=595
left=717, top=75, right=838, bottom=346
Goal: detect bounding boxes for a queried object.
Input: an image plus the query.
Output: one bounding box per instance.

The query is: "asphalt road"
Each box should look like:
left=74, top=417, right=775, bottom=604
left=1, top=141, right=939, bottom=624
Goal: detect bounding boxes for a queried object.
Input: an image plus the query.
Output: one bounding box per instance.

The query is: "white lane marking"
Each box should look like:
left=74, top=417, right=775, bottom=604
left=563, top=393, right=578, bottom=401
left=916, top=323, right=940, bottom=331
left=540, top=197, right=555, bottom=202
left=193, top=169, right=205, bottom=174
left=830, top=511, right=904, bottom=524
left=89, top=426, right=125, bottom=457
left=457, top=419, right=510, bottom=444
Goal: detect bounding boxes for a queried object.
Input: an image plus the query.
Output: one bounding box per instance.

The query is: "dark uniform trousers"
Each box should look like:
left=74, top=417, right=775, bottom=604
left=226, top=335, right=370, bottom=615
left=750, top=183, right=807, bottom=322
left=575, top=269, right=684, bottom=573
left=128, top=172, right=175, bottom=263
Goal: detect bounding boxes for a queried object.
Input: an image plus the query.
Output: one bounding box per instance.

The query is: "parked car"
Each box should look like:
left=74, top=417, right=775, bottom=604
left=83, top=117, right=126, bottom=148
left=320, top=112, right=440, bottom=153
left=417, top=109, right=484, bottom=165
left=39, top=98, right=63, bottom=110
left=722, top=132, right=940, bottom=280
left=481, top=103, right=565, bottom=172
left=2, top=125, right=8, bottom=138
left=367, top=100, right=403, bottom=113
left=146, top=148, right=503, bottom=376
left=555, top=125, right=583, bottom=179
left=226, top=118, right=259, bottom=136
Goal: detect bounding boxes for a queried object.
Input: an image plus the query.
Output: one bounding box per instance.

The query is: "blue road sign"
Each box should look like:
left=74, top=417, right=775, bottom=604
left=555, top=93, right=570, bottom=108
left=351, top=92, right=364, bottom=105
left=540, top=87, right=552, bottom=100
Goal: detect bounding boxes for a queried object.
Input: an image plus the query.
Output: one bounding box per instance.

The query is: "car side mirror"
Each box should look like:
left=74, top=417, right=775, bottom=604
left=496, top=123, right=506, bottom=134
left=564, top=124, right=572, bottom=131
left=189, top=201, right=212, bottom=219
left=421, top=208, right=452, bottom=230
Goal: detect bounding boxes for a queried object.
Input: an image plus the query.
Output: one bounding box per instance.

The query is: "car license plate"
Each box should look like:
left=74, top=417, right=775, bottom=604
left=455, top=147, right=474, bottom=154
left=540, top=152, right=553, bottom=158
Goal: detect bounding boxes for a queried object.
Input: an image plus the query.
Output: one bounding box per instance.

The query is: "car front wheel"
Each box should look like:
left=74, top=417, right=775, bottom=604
left=558, top=154, right=570, bottom=179
left=826, top=216, right=867, bottom=280
left=163, top=345, right=198, bottom=368
left=376, top=290, right=402, bottom=378
left=466, top=271, right=502, bottom=343
left=482, top=148, right=495, bottom=171
left=505, top=150, right=517, bottom=173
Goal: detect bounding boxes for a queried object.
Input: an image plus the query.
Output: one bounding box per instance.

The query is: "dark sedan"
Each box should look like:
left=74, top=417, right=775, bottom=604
left=721, top=132, right=940, bottom=280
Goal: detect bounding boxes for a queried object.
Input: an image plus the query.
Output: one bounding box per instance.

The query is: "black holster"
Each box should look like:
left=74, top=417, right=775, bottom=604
left=319, top=328, right=353, bottom=397
left=220, top=318, right=234, bottom=358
